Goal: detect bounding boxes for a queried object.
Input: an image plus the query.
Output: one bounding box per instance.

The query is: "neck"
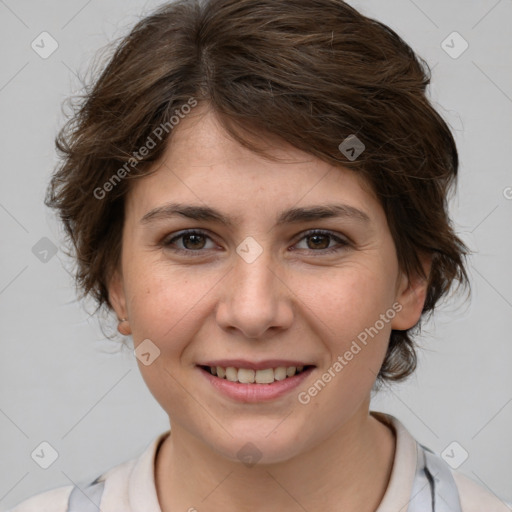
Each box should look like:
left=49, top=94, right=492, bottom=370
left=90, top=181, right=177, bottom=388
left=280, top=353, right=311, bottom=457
left=155, top=409, right=396, bottom=512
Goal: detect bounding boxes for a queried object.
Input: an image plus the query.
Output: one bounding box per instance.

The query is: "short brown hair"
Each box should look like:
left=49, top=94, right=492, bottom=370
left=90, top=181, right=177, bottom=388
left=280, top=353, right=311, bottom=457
left=46, top=0, right=469, bottom=384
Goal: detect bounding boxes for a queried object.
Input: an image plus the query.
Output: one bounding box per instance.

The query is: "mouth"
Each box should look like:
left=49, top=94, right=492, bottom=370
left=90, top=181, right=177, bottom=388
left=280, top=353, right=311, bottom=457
left=196, top=360, right=316, bottom=402
left=198, top=364, right=314, bottom=384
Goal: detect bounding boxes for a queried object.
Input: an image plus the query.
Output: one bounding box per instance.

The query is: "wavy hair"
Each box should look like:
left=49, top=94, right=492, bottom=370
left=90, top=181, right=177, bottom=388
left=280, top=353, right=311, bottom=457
left=46, top=0, right=470, bottom=383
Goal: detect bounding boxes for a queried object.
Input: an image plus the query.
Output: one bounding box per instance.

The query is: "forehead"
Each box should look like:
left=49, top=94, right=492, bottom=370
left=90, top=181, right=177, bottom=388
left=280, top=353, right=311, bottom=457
left=125, top=106, right=381, bottom=225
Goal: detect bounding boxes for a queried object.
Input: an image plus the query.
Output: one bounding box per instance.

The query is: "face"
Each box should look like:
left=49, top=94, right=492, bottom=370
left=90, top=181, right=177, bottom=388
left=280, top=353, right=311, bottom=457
left=109, top=104, right=427, bottom=464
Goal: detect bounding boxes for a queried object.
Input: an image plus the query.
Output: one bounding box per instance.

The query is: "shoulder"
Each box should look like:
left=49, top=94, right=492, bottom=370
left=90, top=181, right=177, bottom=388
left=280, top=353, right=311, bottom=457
left=8, top=431, right=169, bottom=512
left=8, top=485, right=73, bottom=512
left=8, top=453, right=134, bottom=511
left=371, top=412, right=510, bottom=512
left=453, top=471, right=511, bottom=512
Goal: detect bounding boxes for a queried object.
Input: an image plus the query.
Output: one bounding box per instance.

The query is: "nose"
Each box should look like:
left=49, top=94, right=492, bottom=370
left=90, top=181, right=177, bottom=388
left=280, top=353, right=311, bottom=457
left=215, top=248, right=294, bottom=339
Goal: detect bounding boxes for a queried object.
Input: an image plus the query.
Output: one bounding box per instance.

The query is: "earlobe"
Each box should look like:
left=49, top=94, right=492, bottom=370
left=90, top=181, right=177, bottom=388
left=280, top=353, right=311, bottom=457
left=391, top=255, right=432, bottom=331
left=108, top=271, right=132, bottom=336
left=108, top=270, right=128, bottom=321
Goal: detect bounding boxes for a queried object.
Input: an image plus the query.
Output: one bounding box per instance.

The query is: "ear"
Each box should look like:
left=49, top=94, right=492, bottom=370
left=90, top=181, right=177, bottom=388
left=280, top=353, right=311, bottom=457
left=391, top=254, right=432, bottom=331
left=108, top=269, right=129, bottom=325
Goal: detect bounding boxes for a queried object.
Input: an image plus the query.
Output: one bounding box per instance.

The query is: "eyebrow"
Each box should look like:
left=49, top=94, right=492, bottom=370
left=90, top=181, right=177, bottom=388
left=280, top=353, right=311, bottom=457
left=140, top=202, right=370, bottom=227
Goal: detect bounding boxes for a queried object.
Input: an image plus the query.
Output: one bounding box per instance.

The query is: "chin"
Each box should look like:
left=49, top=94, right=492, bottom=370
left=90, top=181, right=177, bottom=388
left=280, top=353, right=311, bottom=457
left=208, top=425, right=309, bottom=466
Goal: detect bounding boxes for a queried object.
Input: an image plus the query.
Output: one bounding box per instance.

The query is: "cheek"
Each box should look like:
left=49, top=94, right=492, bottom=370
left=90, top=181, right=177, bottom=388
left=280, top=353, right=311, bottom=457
left=302, top=262, right=397, bottom=394
left=123, top=263, right=209, bottom=413
left=311, top=263, right=397, bottom=338
left=297, top=268, right=395, bottom=420
left=124, top=260, right=216, bottom=349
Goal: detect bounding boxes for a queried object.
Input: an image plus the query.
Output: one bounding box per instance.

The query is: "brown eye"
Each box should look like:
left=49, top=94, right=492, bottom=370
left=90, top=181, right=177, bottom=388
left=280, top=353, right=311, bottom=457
left=294, top=230, right=350, bottom=254
left=306, top=233, right=331, bottom=250
left=162, top=230, right=215, bottom=253
left=181, top=233, right=207, bottom=250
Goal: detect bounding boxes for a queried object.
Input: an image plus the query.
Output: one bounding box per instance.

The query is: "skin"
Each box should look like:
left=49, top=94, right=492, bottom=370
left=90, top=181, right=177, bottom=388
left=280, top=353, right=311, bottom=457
left=109, top=103, right=430, bottom=512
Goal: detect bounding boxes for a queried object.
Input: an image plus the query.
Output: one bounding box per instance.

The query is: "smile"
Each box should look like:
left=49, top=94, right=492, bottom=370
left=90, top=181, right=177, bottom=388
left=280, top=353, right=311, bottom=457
left=200, top=365, right=310, bottom=384
left=196, top=362, right=316, bottom=403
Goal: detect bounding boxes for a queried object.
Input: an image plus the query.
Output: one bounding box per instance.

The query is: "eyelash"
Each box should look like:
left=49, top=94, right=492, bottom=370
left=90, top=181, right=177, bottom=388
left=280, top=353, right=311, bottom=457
left=161, top=229, right=350, bottom=256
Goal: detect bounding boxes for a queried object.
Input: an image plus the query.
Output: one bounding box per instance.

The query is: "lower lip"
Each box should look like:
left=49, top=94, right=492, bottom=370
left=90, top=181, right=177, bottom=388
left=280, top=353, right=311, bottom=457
left=198, top=366, right=315, bottom=403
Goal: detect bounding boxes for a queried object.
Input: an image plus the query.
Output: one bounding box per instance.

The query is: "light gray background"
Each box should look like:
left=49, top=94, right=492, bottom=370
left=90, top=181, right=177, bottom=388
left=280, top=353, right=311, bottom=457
left=1, top=0, right=511, bottom=509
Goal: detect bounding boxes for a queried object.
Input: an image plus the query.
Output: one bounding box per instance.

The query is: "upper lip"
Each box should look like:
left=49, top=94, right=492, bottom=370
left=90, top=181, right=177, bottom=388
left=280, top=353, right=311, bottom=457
left=198, top=359, right=314, bottom=371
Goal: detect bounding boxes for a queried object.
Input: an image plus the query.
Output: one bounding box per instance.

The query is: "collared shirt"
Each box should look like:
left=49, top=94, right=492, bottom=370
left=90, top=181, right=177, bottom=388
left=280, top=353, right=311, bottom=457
left=10, top=413, right=509, bottom=511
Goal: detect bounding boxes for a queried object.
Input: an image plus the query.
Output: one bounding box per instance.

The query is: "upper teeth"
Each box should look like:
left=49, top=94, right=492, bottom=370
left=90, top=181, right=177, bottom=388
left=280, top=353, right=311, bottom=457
left=210, top=366, right=305, bottom=384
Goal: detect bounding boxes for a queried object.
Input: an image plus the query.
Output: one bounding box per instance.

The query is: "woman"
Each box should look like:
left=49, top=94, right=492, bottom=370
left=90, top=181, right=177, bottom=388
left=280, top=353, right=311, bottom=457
left=10, top=0, right=509, bottom=510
